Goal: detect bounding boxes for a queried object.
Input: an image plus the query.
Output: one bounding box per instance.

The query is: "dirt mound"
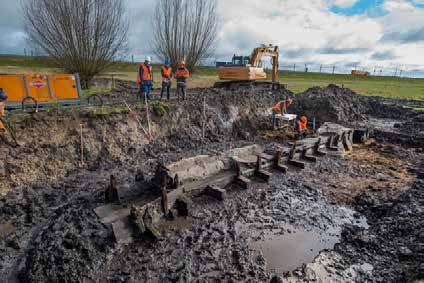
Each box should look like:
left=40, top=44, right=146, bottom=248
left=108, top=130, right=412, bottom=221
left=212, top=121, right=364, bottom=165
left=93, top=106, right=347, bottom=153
left=291, top=84, right=369, bottom=125
left=20, top=198, right=114, bottom=282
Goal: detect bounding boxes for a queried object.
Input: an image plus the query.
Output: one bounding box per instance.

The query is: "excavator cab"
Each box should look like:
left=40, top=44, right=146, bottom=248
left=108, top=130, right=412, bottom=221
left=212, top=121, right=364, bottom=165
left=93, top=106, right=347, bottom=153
left=231, top=55, right=250, bottom=66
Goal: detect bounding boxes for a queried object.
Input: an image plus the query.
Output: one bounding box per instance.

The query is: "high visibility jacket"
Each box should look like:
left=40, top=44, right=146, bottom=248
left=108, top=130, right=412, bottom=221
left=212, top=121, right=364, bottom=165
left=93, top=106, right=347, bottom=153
left=0, top=101, right=5, bottom=117
left=273, top=98, right=292, bottom=114
left=174, top=67, right=190, bottom=83
left=136, top=63, right=153, bottom=83
left=273, top=102, right=282, bottom=114
left=297, top=119, right=307, bottom=132
left=161, top=66, right=172, bottom=82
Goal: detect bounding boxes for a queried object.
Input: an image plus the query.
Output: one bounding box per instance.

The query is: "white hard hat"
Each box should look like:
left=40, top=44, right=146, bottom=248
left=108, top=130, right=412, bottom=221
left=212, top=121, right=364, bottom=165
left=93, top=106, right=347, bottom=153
left=145, top=56, right=151, bottom=62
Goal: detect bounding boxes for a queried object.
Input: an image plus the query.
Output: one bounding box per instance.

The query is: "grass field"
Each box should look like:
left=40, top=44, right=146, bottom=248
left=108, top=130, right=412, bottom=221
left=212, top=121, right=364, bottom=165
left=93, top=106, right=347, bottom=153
left=1, top=55, right=423, bottom=100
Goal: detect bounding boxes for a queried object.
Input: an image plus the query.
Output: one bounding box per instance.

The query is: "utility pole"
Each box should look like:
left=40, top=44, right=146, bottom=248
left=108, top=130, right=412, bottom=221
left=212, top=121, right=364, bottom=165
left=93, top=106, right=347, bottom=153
left=373, top=67, right=376, bottom=76
left=131, top=55, right=134, bottom=63
left=319, top=64, right=322, bottom=73
left=394, top=66, right=398, bottom=77
left=305, top=64, right=308, bottom=73
left=332, top=65, right=336, bottom=75
left=293, top=63, right=296, bottom=72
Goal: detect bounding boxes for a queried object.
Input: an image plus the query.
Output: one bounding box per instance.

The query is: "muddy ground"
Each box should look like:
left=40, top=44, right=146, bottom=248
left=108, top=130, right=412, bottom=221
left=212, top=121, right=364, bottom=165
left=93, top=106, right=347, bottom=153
left=1, top=83, right=423, bottom=282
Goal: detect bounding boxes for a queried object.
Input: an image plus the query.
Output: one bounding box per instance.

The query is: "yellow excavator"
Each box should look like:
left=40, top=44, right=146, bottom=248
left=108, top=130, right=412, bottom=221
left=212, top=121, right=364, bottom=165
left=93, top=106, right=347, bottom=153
left=218, top=44, right=279, bottom=84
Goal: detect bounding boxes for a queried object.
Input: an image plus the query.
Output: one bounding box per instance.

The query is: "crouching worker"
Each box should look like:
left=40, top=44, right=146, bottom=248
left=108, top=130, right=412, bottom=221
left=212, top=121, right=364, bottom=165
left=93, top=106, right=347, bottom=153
left=272, top=97, right=293, bottom=130
left=295, top=116, right=308, bottom=139
left=160, top=59, right=172, bottom=100
left=0, top=88, right=7, bottom=133
left=136, top=57, right=153, bottom=101
left=174, top=61, right=190, bottom=101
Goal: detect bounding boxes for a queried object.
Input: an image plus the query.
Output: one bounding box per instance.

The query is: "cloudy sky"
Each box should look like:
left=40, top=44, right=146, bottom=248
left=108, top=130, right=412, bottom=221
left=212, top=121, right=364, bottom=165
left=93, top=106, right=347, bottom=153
left=1, top=0, right=423, bottom=76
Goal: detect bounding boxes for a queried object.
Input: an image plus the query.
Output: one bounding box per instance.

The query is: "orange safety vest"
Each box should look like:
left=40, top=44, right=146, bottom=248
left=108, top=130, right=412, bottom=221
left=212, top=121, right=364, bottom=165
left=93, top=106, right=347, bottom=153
left=273, top=101, right=289, bottom=114
left=273, top=102, right=282, bottom=114
left=174, top=67, right=190, bottom=79
left=298, top=118, right=307, bottom=131
left=136, top=63, right=152, bottom=83
left=162, top=66, right=172, bottom=82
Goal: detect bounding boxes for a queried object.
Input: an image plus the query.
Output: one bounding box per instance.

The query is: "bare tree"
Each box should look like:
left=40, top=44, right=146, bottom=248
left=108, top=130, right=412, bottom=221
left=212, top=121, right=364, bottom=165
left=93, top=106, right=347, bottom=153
left=152, top=0, right=218, bottom=72
left=22, top=0, right=129, bottom=88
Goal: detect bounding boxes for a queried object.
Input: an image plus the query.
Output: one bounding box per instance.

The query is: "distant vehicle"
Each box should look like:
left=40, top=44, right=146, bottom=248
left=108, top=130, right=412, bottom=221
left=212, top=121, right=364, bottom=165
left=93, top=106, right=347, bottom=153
left=351, top=70, right=370, bottom=76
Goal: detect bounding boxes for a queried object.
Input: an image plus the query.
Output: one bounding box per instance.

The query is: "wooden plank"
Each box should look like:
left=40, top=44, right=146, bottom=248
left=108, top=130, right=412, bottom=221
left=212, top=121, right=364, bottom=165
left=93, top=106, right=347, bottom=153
left=288, top=159, right=306, bottom=169
left=236, top=176, right=251, bottom=190
left=256, top=170, right=272, bottom=182
left=112, top=218, right=134, bottom=245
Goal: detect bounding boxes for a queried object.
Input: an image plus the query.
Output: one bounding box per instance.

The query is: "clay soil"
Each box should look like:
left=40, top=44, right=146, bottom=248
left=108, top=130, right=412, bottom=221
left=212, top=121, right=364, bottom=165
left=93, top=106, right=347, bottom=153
left=0, top=83, right=423, bottom=282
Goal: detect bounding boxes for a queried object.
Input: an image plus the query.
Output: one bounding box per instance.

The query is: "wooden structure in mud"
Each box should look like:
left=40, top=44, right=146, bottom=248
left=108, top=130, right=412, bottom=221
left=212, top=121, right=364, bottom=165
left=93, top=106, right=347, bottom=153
left=95, top=123, right=355, bottom=244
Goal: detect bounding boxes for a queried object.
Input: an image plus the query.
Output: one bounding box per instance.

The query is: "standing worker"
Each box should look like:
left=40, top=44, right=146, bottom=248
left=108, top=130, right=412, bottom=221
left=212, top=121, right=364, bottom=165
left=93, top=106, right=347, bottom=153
left=174, top=61, right=190, bottom=101
left=136, top=57, right=154, bottom=101
left=160, top=59, right=172, bottom=100
left=0, top=88, right=7, bottom=132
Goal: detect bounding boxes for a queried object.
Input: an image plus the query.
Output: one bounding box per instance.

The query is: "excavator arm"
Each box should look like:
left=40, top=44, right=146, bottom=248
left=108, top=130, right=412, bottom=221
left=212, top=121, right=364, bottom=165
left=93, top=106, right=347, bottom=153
left=249, top=44, right=279, bottom=83
left=218, top=44, right=279, bottom=83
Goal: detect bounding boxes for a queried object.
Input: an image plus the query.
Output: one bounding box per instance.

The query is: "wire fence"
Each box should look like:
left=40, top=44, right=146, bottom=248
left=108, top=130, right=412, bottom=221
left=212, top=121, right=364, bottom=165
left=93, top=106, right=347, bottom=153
left=275, top=63, right=424, bottom=79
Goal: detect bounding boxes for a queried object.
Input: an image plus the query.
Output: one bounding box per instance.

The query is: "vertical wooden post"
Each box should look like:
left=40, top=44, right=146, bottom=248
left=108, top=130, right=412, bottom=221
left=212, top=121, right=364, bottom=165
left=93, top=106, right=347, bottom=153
left=256, top=154, right=262, bottom=172
left=161, top=174, right=169, bottom=216
left=274, top=151, right=281, bottom=167
left=289, top=142, right=297, bottom=160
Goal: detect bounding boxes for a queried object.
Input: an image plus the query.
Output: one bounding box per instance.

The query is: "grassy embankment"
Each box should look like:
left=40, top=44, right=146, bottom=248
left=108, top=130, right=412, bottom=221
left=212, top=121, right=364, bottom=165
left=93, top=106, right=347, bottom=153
left=0, top=55, right=423, bottom=100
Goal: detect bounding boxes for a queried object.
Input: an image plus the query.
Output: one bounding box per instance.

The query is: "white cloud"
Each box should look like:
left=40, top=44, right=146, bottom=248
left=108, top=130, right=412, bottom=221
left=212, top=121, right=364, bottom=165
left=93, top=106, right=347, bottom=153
left=383, top=0, right=415, bottom=11
left=213, top=0, right=424, bottom=72
left=330, top=0, right=358, bottom=8
left=0, top=0, right=423, bottom=75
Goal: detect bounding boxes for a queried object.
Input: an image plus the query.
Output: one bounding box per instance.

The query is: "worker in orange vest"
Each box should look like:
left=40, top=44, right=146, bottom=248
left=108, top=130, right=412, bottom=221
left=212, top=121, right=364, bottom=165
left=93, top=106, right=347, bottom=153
left=0, top=88, right=7, bottom=132
left=174, top=61, right=190, bottom=101
left=160, top=59, right=172, bottom=100
left=136, top=57, right=154, bottom=101
left=272, top=97, right=293, bottom=129
left=272, top=97, right=293, bottom=115
left=295, top=116, right=308, bottom=139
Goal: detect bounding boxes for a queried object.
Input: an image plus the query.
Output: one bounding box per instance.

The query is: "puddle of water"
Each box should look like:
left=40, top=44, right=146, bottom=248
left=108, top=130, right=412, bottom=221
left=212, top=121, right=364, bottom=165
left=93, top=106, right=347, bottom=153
left=248, top=207, right=369, bottom=274
left=251, top=227, right=339, bottom=274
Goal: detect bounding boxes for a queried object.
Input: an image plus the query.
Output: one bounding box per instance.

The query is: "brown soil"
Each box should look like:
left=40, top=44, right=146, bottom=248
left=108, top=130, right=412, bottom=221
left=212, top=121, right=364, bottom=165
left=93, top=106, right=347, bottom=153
left=307, top=141, right=416, bottom=205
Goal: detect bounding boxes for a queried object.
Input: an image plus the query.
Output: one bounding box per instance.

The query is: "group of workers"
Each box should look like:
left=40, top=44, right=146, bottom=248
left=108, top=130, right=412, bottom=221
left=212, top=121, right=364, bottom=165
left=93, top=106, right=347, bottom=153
left=272, top=97, right=308, bottom=137
left=136, top=57, right=190, bottom=101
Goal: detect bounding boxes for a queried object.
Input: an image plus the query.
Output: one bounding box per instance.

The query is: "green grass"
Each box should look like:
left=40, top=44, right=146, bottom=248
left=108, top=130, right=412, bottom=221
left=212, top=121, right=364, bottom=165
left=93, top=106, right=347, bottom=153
left=86, top=106, right=130, bottom=117
left=1, top=55, right=423, bottom=100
